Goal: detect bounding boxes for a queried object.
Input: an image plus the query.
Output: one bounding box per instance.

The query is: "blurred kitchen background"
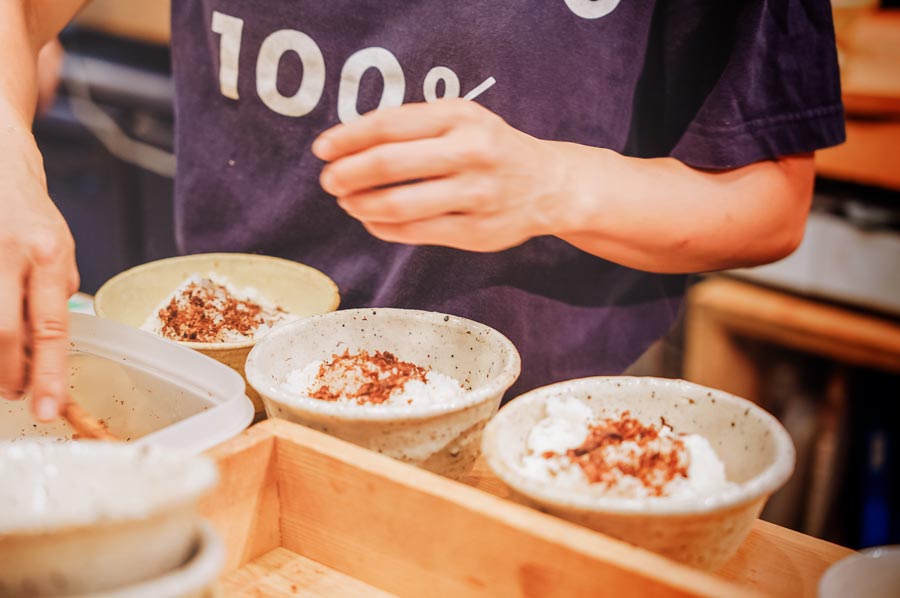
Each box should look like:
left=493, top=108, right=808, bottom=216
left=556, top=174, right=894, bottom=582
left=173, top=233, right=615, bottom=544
left=40, top=1, right=900, bottom=550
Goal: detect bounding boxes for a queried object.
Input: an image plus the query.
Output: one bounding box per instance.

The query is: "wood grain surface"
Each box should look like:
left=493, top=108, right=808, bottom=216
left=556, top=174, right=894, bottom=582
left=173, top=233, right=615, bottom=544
left=201, top=420, right=855, bottom=597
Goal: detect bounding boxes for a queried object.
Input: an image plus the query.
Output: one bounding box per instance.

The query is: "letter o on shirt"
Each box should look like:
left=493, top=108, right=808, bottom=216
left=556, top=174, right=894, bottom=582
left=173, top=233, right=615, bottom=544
left=564, top=0, right=621, bottom=20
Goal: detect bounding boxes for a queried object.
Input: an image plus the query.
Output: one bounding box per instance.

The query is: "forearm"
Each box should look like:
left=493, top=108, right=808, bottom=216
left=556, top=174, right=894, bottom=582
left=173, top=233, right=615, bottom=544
left=1, top=5, right=39, bottom=143
left=550, top=144, right=814, bottom=273
left=0, top=1, right=85, bottom=419
left=1, top=0, right=89, bottom=197
left=1, top=0, right=87, bottom=127
left=313, top=100, right=816, bottom=264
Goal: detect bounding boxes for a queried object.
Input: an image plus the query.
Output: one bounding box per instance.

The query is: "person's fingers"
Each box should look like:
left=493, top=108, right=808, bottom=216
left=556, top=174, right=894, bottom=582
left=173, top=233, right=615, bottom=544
left=364, top=214, right=473, bottom=246
left=312, top=99, right=486, bottom=161
left=337, top=177, right=482, bottom=224
left=320, top=137, right=482, bottom=196
left=26, top=241, right=73, bottom=422
left=68, top=274, right=80, bottom=297
left=0, top=258, right=25, bottom=400
left=362, top=212, right=527, bottom=252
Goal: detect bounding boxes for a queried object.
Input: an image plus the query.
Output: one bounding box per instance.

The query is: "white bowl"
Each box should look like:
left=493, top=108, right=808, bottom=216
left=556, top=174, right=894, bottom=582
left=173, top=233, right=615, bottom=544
left=87, top=522, right=224, bottom=598
left=482, top=377, right=795, bottom=570
left=820, top=546, right=900, bottom=598
left=246, top=308, right=521, bottom=478
left=3, top=313, right=254, bottom=455
left=0, top=441, right=218, bottom=597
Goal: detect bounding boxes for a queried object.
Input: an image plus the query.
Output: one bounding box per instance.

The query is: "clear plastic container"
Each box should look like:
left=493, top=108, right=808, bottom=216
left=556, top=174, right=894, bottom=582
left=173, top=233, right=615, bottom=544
left=1, top=314, right=253, bottom=454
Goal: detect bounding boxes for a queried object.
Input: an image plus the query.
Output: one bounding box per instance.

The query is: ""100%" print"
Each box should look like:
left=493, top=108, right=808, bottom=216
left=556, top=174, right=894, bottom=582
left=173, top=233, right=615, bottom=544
left=211, top=11, right=498, bottom=123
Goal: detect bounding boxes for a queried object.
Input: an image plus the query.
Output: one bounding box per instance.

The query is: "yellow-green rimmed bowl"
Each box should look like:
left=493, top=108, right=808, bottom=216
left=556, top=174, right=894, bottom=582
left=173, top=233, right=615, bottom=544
left=95, top=253, right=340, bottom=417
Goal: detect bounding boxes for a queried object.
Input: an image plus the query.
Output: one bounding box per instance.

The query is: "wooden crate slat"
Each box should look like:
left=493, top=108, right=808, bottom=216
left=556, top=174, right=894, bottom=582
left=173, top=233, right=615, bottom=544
left=461, top=457, right=851, bottom=598
left=201, top=425, right=281, bottom=572
left=716, top=520, right=852, bottom=598
left=268, top=420, right=755, bottom=598
left=201, top=419, right=851, bottom=597
left=219, top=547, right=394, bottom=598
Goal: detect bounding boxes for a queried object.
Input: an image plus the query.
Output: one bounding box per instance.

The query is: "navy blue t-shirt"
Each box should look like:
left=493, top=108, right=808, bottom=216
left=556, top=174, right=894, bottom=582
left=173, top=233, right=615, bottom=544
left=171, top=1, right=844, bottom=397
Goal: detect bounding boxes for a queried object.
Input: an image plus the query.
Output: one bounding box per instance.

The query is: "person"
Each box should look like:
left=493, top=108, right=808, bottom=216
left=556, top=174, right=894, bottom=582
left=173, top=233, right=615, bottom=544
left=1, top=1, right=844, bottom=421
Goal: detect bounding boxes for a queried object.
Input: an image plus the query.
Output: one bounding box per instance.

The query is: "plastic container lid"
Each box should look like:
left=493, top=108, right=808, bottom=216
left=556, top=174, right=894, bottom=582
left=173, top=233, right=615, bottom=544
left=1, top=314, right=253, bottom=454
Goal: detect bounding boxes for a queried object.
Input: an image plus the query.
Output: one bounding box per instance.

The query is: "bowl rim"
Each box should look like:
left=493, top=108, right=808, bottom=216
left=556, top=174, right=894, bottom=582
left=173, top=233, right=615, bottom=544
left=94, top=252, right=341, bottom=351
left=245, top=307, right=522, bottom=421
left=88, top=521, right=225, bottom=598
left=482, top=376, right=796, bottom=516
left=818, top=545, right=900, bottom=597
left=0, top=441, right=218, bottom=535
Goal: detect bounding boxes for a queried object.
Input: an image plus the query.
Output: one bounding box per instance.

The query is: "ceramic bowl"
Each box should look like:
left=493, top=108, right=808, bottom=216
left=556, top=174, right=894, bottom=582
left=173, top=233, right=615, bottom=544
left=94, top=252, right=340, bottom=416
left=819, top=546, right=900, bottom=598
left=245, top=308, right=521, bottom=479
left=482, top=377, right=795, bottom=570
left=85, top=522, right=224, bottom=598
left=0, top=441, right=218, bottom=597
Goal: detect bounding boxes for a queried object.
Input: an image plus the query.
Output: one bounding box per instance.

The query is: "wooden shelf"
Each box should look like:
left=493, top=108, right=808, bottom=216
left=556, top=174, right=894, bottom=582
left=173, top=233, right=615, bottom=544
left=685, top=276, right=900, bottom=407
left=817, top=119, right=900, bottom=191
left=817, top=11, right=900, bottom=191
left=838, top=12, right=900, bottom=118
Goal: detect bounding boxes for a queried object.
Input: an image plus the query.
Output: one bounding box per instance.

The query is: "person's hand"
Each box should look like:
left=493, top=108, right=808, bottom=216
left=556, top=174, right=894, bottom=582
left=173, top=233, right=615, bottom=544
left=312, top=99, right=579, bottom=251
left=1, top=128, right=79, bottom=421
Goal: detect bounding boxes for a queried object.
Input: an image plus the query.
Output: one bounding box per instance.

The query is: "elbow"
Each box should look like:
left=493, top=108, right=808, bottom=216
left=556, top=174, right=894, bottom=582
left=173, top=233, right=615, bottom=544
left=729, top=217, right=806, bottom=271
left=747, top=193, right=811, bottom=267
left=748, top=154, right=815, bottom=266
left=765, top=217, right=806, bottom=263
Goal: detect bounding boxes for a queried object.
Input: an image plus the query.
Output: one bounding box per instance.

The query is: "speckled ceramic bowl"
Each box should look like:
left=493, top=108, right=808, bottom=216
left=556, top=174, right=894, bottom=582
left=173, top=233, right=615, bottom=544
left=86, top=522, right=224, bottom=598
left=245, top=308, right=521, bottom=479
left=0, top=441, right=218, bottom=597
left=819, top=546, right=900, bottom=598
left=94, top=253, right=340, bottom=417
left=482, top=377, right=795, bottom=570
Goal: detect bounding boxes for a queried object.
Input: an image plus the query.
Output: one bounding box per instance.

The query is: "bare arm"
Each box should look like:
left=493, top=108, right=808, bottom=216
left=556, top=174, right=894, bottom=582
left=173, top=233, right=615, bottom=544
left=1, top=1, right=86, bottom=121
left=0, top=0, right=89, bottom=420
left=312, top=100, right=813, bottom=273
left=552, top=148, right=813, bottom=273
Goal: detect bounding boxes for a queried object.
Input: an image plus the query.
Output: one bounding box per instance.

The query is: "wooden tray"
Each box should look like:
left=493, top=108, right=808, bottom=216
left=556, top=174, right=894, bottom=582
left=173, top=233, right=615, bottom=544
left=200, top=419, right=851, bottom=598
